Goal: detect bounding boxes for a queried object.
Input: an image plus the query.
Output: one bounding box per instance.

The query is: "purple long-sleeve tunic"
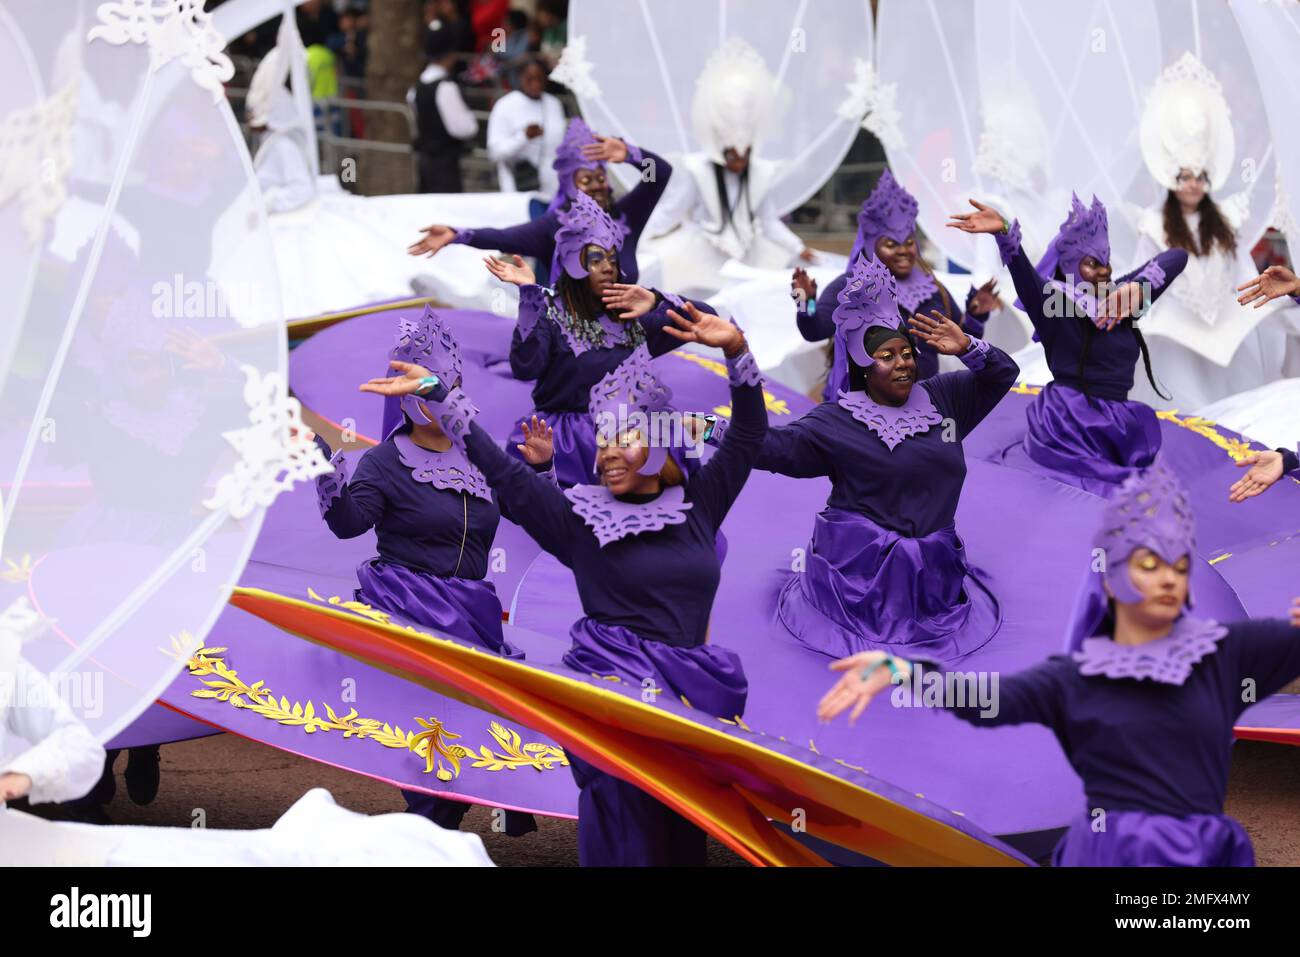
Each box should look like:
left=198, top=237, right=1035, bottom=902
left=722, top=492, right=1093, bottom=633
left=797, top=272, right=990, bottom=399
left=509, top=285, right=714, bottom=414
left=461, top=356, right=768, bottom=648
left=451, top=145, right=671, bottom=286
left=753, top=341, right=1019, bottom=536
left=942, top=618, right=1300, bottom=819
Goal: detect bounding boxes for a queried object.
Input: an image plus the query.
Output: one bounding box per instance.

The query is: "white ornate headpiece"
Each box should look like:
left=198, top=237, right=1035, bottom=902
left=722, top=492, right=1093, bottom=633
left=1140, top=52, right=1234, bottom=192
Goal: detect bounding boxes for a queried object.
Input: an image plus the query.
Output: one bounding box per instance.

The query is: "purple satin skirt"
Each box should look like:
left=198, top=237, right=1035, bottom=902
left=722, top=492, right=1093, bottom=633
left=1022, top=382, right=1161, bottom=496
left=777, top=507, right=1000, bottom=662
left=355, top=559, right=520, bottom=659
left=562, top=617, right=748, bottom=866
left=507, top=410, right=596, bottom=488
left=1053, top=811, right=1255, bottom=867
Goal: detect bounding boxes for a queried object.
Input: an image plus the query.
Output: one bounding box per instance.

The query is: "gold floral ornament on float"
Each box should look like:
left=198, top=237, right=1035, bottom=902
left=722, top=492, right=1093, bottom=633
left=181, top=641, right=567, bottom=782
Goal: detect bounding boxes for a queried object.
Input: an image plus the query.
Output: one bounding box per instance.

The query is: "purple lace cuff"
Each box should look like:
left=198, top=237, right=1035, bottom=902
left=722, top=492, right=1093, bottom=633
left=450, top=228, right=473, bottom=246
left=726, top=348, right=763, bottom=388
left=1130, top=258, right=1167, bottom=289
left=431, top=386, right=479, bottom=452
left=994, top=219, right=1022, bottom=266
left=957, top=335, right=990, bottom=371
left=837, top=387, right=943, bottom=451
left=516, top=284, right=548, bottom=340
left=316, top=448, right=351, bottom=517
left=624, top=141, right=644, bottom=167
left=1072, top=616, right=1228, bottom=686
left=564, top=484, right=693, bottom=547
left=656, top=288, right=686, bottom=310
left=705, top=415, right=729, bottom=446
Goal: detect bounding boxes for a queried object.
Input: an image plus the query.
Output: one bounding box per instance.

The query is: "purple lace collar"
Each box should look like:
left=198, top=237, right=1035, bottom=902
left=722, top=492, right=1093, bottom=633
left=563, top=484, right=693, bottom=547
left=1073, top=615, right=1228, bottom=686
left=394, top=433, right=492, bottom=501
left=836, top=385, right=943, bottom=451
left=894, top=269, right=939, bottom=313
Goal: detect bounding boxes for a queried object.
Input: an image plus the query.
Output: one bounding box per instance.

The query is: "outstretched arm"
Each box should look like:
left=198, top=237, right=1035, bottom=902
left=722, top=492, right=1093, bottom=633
left=817, top=650, right=1068, bottom=731
left=948, top=201, right=1054, bottom=342
left=1237, top=265, right=1300, bottom=309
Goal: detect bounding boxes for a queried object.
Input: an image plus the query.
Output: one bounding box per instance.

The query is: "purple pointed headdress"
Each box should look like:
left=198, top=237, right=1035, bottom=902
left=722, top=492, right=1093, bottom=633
left=832, top=253, right=907, bottom=368
left=550, top=117, right=603, bottom=206
left=1037, top=192, right=1110, bottom=282
left=588, top=345, right=693, bottom=478
left=848, top=169, right=919, bottom=263
left=552, top=190, right=627, bottom=280
left=381, top=305, right=463, bottom=438
left=1064, top=460, right=1197, bottom=653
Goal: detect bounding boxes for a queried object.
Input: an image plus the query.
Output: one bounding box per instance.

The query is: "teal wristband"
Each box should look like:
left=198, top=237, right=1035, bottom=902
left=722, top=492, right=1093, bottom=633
left=415, top=375, right=440, bottom=396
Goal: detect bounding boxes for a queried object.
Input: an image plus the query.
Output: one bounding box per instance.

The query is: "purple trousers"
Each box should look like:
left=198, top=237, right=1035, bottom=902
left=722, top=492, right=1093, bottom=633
left=562, top=617, right=748, bottom=866
left=1052, top=811, right=1255, bottom=867
left=777, top=507, right=1000, bottom=662
left=1022, top=382, right=1161, bottom=496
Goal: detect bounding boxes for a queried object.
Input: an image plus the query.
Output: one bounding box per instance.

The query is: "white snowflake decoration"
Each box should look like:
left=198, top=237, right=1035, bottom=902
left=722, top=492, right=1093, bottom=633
left=549, top=35, right=601, bottom=100
left=0, top=80, right=79, bottom=244
left=836, top=59, right=904, bottom=151
left=204, top=366, right=331, bottom=520
left=88, top=0, right=235, bottom=101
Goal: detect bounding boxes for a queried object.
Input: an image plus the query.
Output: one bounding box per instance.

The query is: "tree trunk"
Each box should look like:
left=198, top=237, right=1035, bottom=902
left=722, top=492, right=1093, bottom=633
left=359, top=0, right=424, bottom=195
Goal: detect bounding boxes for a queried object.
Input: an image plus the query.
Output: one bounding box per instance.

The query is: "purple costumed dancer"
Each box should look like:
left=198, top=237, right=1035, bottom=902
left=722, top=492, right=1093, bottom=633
left=365, top=306, right=767, bottom=867
left=313, top=306, right=556, bottom=835
left=950, top=194, right=1188, bottom=495
left=409, top=117, right=671, bottom=286
left=484, top=190, right=718, bottom=487
left=792, top=170, right=997, bottom=400
left=712, top=253, right=1017, bottom=661
left=821, top=461, right=1300, bottom=866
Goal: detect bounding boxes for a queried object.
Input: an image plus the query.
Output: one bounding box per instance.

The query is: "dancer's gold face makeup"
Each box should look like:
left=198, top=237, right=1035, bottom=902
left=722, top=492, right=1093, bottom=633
left=1125, top=547, right=1190, bottom=625
left=575, top=168, right=611, bottom=210
left=875, top=235, right=917, bottom=279
left=865, top=337, right=917, bottom=406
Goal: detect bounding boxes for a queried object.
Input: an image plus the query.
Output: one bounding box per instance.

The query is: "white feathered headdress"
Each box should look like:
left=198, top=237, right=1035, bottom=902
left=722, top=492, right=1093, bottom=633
left=246, top=46, right=298, bottom=132
left=690, top=38, right=776, bottom=165
left=1140, top=52, right=1235, bottom=192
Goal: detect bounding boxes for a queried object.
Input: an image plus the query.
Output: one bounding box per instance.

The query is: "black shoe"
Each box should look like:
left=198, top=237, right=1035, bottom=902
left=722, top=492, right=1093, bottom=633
left=88, top=751, right=118, bottom=805
left=124, top=746, right=161, bottom=805
left=503, top=811, right=538, bottom=838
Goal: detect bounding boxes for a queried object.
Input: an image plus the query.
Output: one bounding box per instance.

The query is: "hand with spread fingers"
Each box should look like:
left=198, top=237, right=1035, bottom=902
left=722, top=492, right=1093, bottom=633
left=1228, top=450, right=1286, bottom=503
left=517, top=415, right=554, bottom=465
left=663, top=301, right=746, bottom=356
left=1237, top=265, right=1299, bottom=309
left=791, top=267, right=817, bottom=307
left=601, top=283, right=657, bottom=319
left=484, top=254, right=536, bottom=287
left=408, top=224, right=456, bottom=258
left=1095, top=281, right=1144, bottom=331
left=817, top=651, right=911, bottom=726
left=580, top=134, right=628, bottom=164
left=908, top=310, right=972, bottom=355
left=947, top=198, right=1007, bottom=235
left=969, top=278, right=1000, bottom=314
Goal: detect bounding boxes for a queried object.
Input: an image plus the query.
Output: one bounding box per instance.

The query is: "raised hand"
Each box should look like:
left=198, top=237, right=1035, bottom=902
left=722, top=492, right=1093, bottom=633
left=969, top=278, right=1000, bottom=314
left=0, top=772, right=32, bottom=802
left=408, top=224, right=456, bottom=258
left=516, top=415, right=554, bottom=465
left=790, top=267, right=817, bottom=306
left=1237, top=265, right=1300, bottom=309
left=908, top=309, right=971, bottom=355
left=581, top=134, right=628, bottom=164
left=817, top=651, right=910, bottom=726
left=1095, top=281, right=1144, bottom=331
left=359, top=359, right=436, bottom=397
left=1228, top=450, right=1285, bottom=503
left=484, top=254, right=536, bottom=287
left=947, top=199, right=1007, bottom=235
left=663, top=301, right=746, bottom=356
left=601, top=283, right=657, bottom=319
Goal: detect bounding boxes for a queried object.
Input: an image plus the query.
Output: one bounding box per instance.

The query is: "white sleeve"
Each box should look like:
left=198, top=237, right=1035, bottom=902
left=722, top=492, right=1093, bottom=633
left=3, top=659, right=106, bottom=805
left=644, top=166, right=697, bottom=238
left=256, top=136, right=316, bottom=214
left=756, top=191, right=805, bottom=255
left=486, top=96, right=529, bottom=164
left=435, top=80, right=480, bottom=141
